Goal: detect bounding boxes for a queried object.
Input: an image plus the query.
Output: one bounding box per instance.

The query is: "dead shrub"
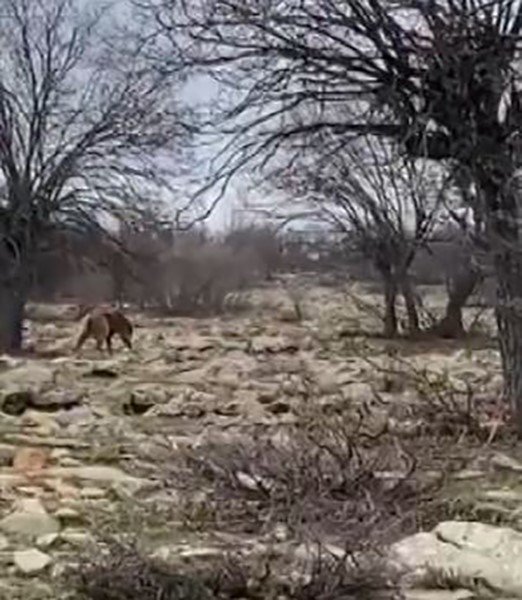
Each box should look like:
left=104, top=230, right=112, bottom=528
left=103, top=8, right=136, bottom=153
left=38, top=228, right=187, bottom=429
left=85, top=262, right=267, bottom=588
left=117, top=231, right=266, bottom=316
left=291, top=550, right=404, bottom=600
left=204, top=547, right=403, bottom=600
left=65, top=538, right=213, bottom=600
left=66, top=538, right=404, bottom=600
left=357, top=347, right=507, bottom=444
left=157, top=242, right=261, bottom=316
left=171, top=408, right=432, bottom=548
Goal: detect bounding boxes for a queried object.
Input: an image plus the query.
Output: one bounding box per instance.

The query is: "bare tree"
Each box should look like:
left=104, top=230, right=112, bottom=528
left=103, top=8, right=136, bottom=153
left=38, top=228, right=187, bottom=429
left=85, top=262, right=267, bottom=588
left=141, top=0, right=522, bottom=433
left=0, top=0, right=189, bottom=352
left=276, top=136, right=446, bottom=337
left=224, top=225, right=282, bottom=280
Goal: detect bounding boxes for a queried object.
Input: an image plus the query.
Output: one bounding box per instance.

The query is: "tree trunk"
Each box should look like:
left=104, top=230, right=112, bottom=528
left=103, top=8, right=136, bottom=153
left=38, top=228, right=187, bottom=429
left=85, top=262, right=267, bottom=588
left=383, top=277, right=398, bottom=338
left=480, top=170, right=522, bottom=436
left=0, top=281, right=27, bottom=353
left=434, top=266, right=481, bottom=339
left=400, top=277, right=420, bottom=334
left=494, top=250, right=522, bottom=437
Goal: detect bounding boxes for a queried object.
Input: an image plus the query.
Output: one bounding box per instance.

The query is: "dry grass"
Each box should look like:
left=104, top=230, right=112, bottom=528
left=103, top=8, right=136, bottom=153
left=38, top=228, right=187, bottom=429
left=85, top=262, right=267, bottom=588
left=66, top=538, right=404, bottom=600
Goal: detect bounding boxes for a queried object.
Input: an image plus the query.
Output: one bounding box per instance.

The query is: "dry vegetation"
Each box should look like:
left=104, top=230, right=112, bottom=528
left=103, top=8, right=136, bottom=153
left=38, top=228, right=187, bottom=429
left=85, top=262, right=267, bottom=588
left=0, top=224, right=515, bottom=600
left=3, top=1, right=522, bottom=597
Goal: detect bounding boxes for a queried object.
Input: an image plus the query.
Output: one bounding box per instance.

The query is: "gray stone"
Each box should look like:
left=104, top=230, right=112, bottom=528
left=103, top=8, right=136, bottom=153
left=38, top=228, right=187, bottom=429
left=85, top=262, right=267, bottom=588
left=404, top=591, right=473, bottom=600
left=491, top=452, right=522, bottom=473
left=54, top=405, right=95, bottom=427
left=341, top=382, right=374, bottom=402
left=60, top=528, right=93, bottom=546
left=47, top=465, right=146, bottom=484
left=390, top=521, right=522, bottom=597
left=480, top=489, right=522, bottom=502
left=250, top=336, right=287, bottom=353
left=54, top=507, right=82, bottom=523
left=0, top=498, right=60, bottom=539
left=453, top=469, right=486, bottom=481
left=14, top=548, right=52, bottom=574
left=0, top=364, right=57, bottom=415
left=36, top=533, right=59, bottom=549
left=30, top=389, right=82, bottom=411
left=0, top=364, right=55, bottom=392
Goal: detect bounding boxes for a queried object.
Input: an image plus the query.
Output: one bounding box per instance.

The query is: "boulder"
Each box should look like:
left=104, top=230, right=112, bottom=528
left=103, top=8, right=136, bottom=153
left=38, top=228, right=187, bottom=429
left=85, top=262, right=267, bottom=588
left=390, top=521, right=522, bottom=597
left=29, top=389, right=83, bottom=412
left=490, top=452, right=522, bottom=473
left=0, top=364, right=56, bottom=415
left=0, top=364, right=55, bottom=392
left=14, top=548, right=52, bottom=574
left=0, top=498, right=60, bottom=539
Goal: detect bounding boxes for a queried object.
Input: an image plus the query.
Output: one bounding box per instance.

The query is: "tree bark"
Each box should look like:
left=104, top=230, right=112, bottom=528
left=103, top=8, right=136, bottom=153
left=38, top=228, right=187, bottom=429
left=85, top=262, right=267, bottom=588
left=493, top=247, right=522, bottom=437
left=434, top=266, right=481, bottom=339
left=0, top=281, right=28, bottom=353
left=400, top=276, right=420, bottom=334
left=480, top=169, right=522, bottom=436
left=383, top=276, right=398, bottom=338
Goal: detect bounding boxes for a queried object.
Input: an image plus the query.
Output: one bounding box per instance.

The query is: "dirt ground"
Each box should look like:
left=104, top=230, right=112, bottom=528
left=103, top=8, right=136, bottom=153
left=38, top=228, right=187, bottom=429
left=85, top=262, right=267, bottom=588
left=0, top=277, right=518, bottom=599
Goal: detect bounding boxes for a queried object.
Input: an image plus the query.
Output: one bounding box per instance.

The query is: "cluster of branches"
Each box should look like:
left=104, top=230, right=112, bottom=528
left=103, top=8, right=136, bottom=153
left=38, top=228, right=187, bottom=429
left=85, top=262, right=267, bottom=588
left=170, top=409, right=426, bottom=549
left=31, top=220, right=294, bottom=315
left=0, top=0, right=192, bottom=351
left=135, top=0, right=522, bottom=432
left=272, top=134, right=482, bottom=338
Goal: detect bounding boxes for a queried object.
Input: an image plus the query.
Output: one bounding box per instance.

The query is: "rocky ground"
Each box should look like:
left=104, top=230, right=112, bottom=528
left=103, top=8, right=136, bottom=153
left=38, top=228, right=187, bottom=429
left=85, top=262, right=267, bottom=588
left=1, top=276, right=521, bottom=599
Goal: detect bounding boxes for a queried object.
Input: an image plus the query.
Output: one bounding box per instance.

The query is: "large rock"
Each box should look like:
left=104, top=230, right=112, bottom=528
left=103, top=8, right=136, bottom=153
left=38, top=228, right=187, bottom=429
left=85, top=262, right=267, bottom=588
left=390, top=521, right=522, bottom=597
left=0, top=498, right=60, bottom=539
left=0, top=364, right=55, bottom=391
left=14, top=548, right=52, bottom=574
left=54, top=406, right=95, bottom=427
left=28, top=389, right=83, bottom=412
left=0, top=364, right=56, bottom=415
left=490, top=452, right=522, bottom=473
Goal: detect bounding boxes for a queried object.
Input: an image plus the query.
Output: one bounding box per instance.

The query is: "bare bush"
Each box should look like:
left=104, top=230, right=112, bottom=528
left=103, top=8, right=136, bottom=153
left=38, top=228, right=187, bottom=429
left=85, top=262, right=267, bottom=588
left=31, top=225, right=266, bottom=316
left=291, top=551, right=404, bottom=600
left=225, top=225, right=283, bottom=281
left=118, top=228, right=265, bottom=316
left=170, top=410, right=430, bottom=549
left=358, top=350, right=508, bottom=445
left=66, top=537, right=403, bottom=600
left=159, top=242, right=260, bottom=316
left=66, top=538, right=212, bottom=600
